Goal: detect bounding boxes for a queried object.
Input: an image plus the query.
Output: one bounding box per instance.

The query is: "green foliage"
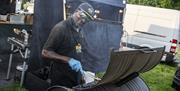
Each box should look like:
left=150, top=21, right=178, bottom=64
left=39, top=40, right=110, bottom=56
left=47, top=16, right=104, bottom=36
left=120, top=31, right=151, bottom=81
left=159, top=0, right=173, bottom=8
left=140, top=0, right=158, bottom=7
left=174, top=1, right=180, bottom=10
left=128, top=0, right=179, bottom=10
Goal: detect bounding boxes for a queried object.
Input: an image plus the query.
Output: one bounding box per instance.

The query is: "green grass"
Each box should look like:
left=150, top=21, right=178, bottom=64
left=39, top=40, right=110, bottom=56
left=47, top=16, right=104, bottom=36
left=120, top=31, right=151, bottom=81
left=141, top=63, right=177, bottom=91
left=0, top=81, right=27, bottom=91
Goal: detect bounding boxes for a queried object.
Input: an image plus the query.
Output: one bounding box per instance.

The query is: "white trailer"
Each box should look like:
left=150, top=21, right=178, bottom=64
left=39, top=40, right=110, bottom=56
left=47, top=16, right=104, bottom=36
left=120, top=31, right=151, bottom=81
left=122, top=4, right=180, bottom=62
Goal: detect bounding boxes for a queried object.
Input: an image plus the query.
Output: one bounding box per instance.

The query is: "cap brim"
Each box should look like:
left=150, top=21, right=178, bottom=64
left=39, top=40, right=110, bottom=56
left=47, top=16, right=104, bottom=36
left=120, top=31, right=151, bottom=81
left=80, top=9, right=94, bottom=20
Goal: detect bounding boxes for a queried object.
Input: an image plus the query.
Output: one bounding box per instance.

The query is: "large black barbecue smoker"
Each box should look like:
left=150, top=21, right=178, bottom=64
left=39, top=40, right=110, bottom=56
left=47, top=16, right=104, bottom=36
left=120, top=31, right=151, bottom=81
left=0, top=0, right=166, bottom=91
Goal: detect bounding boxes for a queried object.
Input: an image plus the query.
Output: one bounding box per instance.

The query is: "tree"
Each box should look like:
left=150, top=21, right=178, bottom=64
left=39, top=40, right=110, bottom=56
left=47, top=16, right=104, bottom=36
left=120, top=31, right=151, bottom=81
left=128, top=0, right=177, bottom=10
left=173, top=1, right=180, bottom=10
left=158, top=0, right=173, bottom=8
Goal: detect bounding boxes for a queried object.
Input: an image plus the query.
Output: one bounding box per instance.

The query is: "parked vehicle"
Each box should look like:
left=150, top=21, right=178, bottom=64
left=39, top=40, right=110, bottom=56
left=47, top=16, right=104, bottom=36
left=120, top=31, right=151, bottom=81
left=122, top=4, right=180, bottom=62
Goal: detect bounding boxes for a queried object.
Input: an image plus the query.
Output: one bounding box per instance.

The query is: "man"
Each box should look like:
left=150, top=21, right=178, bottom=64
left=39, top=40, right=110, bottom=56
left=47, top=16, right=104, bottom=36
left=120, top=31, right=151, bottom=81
left=42, top=3, right=95, bottom=88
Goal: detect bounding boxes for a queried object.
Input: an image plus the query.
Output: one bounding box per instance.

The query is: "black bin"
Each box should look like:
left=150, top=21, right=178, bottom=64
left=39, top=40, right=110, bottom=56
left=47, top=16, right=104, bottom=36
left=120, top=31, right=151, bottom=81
left=172, top=67, right=180, bottom=90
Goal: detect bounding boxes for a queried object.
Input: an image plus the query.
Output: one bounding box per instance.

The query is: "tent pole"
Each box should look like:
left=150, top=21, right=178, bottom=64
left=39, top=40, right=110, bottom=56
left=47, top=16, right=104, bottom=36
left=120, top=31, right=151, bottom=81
left=63, top=0, right=66, bottom=20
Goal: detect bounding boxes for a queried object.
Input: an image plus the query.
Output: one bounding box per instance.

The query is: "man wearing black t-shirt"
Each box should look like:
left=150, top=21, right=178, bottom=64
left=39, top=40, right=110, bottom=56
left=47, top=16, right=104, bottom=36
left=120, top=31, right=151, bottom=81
left=42, top=3, right=95, bottom=88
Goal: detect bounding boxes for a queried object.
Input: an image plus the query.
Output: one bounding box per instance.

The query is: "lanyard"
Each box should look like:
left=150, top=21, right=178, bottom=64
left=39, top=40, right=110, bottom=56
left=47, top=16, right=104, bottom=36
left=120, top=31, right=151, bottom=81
left=71, top=28, right=83, bottom=53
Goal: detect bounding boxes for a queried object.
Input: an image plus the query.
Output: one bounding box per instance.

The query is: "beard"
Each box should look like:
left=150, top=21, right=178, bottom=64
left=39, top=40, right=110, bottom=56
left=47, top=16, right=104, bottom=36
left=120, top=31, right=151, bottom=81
left=76, top=20, right=86, bottom=28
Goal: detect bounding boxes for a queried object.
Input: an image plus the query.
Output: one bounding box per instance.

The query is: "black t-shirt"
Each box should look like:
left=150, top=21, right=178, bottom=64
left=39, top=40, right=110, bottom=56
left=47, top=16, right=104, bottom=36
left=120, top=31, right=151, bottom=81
left=43, top=17, right=82, bottom=61
left=43, top=17, right=83, bottom=87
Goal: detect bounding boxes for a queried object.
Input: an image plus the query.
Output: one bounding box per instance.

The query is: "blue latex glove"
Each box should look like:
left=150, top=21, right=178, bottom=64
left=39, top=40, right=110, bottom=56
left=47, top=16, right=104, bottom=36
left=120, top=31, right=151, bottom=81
left=68, top=58, right=84, bottom=74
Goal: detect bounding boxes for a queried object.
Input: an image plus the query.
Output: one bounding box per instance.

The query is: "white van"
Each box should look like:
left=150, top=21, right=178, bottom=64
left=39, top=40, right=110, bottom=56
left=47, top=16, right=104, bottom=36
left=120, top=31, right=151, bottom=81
left=122, top=4, right=180, bottom=62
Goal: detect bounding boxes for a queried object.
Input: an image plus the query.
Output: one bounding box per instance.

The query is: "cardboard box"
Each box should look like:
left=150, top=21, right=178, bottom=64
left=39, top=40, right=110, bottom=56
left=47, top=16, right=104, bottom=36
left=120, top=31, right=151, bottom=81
left=10, top=14, right=25, bottom=24
left=0, top=15, right=8, bottom=22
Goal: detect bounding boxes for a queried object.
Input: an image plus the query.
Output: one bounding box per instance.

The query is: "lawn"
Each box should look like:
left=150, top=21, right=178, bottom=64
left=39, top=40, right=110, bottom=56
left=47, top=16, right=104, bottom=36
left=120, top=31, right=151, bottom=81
left=0, top=82, right=27, bottom=91
left=0, top=63, right=178, bottom=91
left=141, top=63, right=177, bottom=91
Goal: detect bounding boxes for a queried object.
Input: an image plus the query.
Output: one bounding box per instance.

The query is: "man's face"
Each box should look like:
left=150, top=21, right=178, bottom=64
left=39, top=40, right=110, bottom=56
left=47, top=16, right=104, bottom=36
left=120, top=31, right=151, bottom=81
left=76, top=11, right=91, bottom=27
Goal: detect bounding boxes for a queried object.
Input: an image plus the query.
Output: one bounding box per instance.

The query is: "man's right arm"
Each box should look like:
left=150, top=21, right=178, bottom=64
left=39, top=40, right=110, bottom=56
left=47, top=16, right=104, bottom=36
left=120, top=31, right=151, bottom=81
left=41, top=49, right=70, bottom=63
left=42, top=49, right=84, bottom=73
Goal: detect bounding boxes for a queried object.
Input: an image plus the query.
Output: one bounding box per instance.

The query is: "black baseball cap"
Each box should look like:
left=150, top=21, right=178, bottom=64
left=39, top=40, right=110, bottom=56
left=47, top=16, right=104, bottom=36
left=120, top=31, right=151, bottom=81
left=77, top=3, right=95, bottom=20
